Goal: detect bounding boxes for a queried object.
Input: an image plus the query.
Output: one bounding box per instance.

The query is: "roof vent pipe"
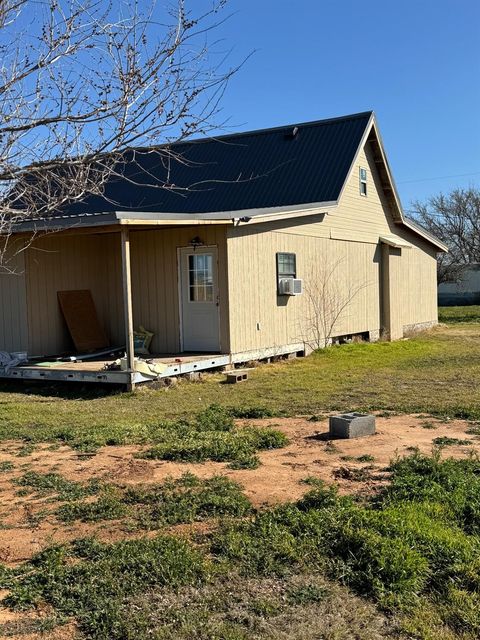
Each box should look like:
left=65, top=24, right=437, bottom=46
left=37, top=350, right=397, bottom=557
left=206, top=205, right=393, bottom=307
left=284, top=126, right=299, bottom=139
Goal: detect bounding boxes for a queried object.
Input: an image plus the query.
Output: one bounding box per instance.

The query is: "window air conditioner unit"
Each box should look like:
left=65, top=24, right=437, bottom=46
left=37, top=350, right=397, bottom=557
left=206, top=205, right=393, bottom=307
left=279, top=277, right=303, bottom=296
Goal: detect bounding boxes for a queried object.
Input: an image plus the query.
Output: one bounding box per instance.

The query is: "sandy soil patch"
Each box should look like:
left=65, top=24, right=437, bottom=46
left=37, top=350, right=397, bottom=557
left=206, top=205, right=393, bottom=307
left=0, top=413, right=478, bottom=566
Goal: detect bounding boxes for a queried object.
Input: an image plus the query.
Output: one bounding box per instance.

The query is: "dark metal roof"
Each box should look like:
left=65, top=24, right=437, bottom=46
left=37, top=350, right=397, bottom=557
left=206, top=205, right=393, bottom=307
left=60, top=111, right=374, bottom=217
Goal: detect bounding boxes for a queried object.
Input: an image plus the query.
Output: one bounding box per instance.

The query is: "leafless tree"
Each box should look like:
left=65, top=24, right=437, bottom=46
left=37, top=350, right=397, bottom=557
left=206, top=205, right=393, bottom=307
left=300, top=256, right=371, bottom=350
left=410, top=187, right=480, bottom=284
left=0, top=0, right=240, bottom=269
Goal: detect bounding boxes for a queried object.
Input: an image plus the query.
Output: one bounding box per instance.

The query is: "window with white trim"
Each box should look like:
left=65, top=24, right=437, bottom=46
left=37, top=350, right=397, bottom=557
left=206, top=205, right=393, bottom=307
left=359, top=167, right=367, bottom=196
left=276, top=252, right=296, bottom=293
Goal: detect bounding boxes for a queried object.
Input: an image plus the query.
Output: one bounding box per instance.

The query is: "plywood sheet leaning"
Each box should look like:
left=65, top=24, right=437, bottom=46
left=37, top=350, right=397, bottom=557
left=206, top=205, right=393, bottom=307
left=57, top=290, right=109, bottom=352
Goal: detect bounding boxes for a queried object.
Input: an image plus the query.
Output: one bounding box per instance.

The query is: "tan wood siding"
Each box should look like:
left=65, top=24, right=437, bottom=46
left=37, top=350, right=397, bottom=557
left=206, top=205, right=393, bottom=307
left=226, top=140, right=439, bottom=354
left=384, top=239, right=438, bottom=336
left=25, top=235, right=110, bottom=355
left=0, top=249, right=28, bottom=352
left=22, top=226, right=229, bottom=357
left=227, top=227, right=381, bottom=354
left=129, top=225, right=229, bottom=354
left=271, top=142, right=402, bottom=243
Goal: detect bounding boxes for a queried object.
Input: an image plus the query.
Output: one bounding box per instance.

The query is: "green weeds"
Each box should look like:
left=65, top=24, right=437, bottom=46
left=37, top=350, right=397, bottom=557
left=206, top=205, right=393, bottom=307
left=3, top=454, right=480, bottom=639
left=229, top=406, right=274, bottom=419
left=2, top=536, right=209, bottom=639
left=57, top=490, right=127, bottom=523
left=14, top=471, right=102, bottom=501
left=286, top=583, right=327, bottom=605
left=212, top=454, right=480, bottom=635
left=140, top=405, right=288, bottom=464
left=439, top=305, right=480, bottom=324
left=356, top=454, right=375, bottom=462
left=15, top=443, right=35, bottom=457
left=432, top=436, right=471, bottom=447
left=332, top=466, right=373, bottom=481
left=56, top=473, right=252, bottom=527
left=340, top=454, right=375, bottom=463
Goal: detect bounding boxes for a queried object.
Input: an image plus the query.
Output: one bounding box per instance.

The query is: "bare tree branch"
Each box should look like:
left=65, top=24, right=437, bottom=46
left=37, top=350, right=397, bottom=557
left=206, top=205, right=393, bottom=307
left=0, top=0, right=240, bottom=270
left=410, top=187, right=480, bottom=284
left=299, top=255, right=372, bottom=350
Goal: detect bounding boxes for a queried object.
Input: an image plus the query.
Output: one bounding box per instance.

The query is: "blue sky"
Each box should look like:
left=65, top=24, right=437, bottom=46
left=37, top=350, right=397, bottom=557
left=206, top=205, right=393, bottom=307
left=208, top=0, right=480, bottom=210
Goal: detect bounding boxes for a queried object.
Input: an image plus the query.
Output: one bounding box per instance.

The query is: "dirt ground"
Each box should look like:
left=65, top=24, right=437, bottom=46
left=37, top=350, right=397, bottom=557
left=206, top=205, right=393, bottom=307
left=0, top=413, right=478, bottom=569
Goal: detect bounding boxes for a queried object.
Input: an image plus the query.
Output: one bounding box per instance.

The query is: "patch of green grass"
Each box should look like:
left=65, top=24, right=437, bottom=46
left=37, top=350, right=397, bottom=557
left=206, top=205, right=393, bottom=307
left=439, top=305, right=480, bottom=324
left=247, top=596, right=281, bottom=617
left=14, top=471, right=102, bottom=501
left=229, top=406, right=274, bottom=419
left=375, top=410, right=399, bottom=418
left=212, top=454, right=480, bottom=635
left=341, top=454, right=375, bottom=463
left=300, top=476, right=326, bottom=488
left=432, top=436, right=471, bottom=447
left=57, top=473, right=252, bottom=527
left=2, top=535, right=209, bottom=639
left=140, top=427, right=287, bottom=463
left=0, top=461, right=14, bottom=473
left=1, top=325, right=480, bottom=449
left=128, top=474, right=252, bottom=528
left=226, top=455, right=260, bottom=470
left=382, top=451, right=480, bottom=535
left=286, top=583, right=327, bottom=605
left=4, top=454, right=480, bottom=639
left=15, top=443, right=35, bottom=457
left=57, top=490, right=127, bottom=523
left=139, top=406, right=288, bottom=464
left=356, top=454, right=375, bottom=462
left=420, top=420, right=438, bottom=429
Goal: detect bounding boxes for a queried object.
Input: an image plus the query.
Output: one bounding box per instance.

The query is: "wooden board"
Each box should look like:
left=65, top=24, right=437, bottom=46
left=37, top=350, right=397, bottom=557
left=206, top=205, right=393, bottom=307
left=57, top=290, right=109, bottom=352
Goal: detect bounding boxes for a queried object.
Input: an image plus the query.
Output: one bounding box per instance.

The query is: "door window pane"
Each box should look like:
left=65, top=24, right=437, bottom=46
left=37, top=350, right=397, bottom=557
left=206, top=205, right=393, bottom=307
left=188, top=254, right=214, bottom=302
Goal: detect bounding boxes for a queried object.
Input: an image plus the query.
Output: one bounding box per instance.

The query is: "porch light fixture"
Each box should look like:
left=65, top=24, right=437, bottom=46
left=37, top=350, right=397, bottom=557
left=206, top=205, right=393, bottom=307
left=189, top=236, right=204, bottom=250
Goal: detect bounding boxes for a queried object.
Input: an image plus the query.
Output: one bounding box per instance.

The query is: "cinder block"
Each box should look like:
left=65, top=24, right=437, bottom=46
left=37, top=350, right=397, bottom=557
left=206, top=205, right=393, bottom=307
left=226, top=370, right=249, bottom=384
left=329, top=412, right=376, bottom=439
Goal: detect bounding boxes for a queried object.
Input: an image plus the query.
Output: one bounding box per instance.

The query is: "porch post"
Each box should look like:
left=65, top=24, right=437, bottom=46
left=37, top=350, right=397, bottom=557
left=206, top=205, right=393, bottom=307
left=120, top=227, right=135, bottom=379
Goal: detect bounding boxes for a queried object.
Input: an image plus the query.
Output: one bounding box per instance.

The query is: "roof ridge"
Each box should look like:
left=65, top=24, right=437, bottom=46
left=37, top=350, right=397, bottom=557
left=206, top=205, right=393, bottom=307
left=129, top=111, right=374, bottom=153
left=188, top=110, right=374, bottom=142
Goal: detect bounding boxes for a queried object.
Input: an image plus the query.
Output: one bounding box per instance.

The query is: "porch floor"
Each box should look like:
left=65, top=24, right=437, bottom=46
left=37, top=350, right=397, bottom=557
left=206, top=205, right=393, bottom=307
left=1, top=353, right=231, bottom=386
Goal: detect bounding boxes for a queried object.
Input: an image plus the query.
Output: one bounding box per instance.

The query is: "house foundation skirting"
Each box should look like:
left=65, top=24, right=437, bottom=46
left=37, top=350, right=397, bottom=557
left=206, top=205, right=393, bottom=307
left=230, top=342, right=307, bottom=363
left=0, top=325, right=435, bottom=388
left=403, top=321, right=436, bottom=335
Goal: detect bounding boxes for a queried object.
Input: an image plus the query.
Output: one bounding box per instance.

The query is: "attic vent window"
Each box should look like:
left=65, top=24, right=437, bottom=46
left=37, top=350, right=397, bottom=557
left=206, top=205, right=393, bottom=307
left=359, top=167, right=367, bottom=196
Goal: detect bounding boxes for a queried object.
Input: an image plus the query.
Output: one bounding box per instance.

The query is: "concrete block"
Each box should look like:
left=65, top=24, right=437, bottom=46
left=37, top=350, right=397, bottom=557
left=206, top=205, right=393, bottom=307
left=226, top=370, right=249, bottom=384
left=329, top=412, right=376, bottom=439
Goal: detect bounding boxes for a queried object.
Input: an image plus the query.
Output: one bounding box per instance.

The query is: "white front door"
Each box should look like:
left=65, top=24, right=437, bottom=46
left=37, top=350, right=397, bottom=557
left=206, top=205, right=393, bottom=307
left=179, top=246, right=220, bottom=352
